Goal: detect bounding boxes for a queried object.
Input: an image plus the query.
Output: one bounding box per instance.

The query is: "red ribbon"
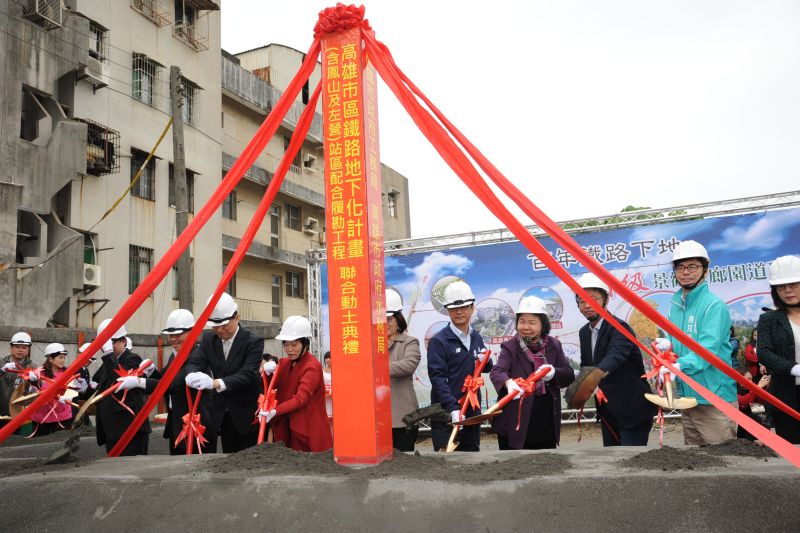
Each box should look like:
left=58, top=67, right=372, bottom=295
left=0, top=38, right=323, bottom=448
left=360, top=30, right=800, bottom=468
left=459, top=376, right=484, bottom=411
left=314, top=3, right=371, bottom=38
left=513, top=367, right=550, bottom=431
left=175, top=388, right=207, bottom=454
left=256, top=363, right=282, bottom=445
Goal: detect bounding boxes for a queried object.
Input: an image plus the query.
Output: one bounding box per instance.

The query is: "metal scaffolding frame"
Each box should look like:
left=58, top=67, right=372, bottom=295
left=306, top=189, right=800, bottom=354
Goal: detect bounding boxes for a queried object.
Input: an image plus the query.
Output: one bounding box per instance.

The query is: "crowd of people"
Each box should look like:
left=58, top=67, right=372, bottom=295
left=1, top=245, right=799, bottom=454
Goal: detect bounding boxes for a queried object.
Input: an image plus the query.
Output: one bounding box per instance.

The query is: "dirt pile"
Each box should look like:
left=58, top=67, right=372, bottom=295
left=203, top=442, right=570, bottom=481
left=0, top=424, right=95, bottom=447
left=699, top=438, right=777, bottom=458
left=619, top=446, right=728, bottom=471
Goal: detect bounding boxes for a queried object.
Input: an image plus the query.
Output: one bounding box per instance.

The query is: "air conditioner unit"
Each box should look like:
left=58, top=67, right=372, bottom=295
left=83, top=264, right=102, bottom=287
left=303, top=154, right=317, bottom=168
left=81, top=58, right=110, bottom=88
left=303, top=216, right=319, bottom=235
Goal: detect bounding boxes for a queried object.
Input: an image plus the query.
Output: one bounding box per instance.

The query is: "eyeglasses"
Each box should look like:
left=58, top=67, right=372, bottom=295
left=775, top=281, right=800, bottom=291
left=674, top=264, right=703, bottom=273
left=576, top=295, right=605, bottom=306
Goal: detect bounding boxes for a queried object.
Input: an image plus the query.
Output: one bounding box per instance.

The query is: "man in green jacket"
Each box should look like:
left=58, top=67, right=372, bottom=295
left=657, top=240, right=737, bottom=445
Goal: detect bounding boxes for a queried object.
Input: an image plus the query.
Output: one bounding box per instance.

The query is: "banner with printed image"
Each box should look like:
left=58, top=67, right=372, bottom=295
left=321, top=207, right=800, bottom=406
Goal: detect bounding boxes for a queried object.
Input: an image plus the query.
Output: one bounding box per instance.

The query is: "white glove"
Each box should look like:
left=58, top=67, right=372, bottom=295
left=450, top=410, right=463, bottom=424
left=263, top=360, right=277, bottom=375
left=115, top=376, right=145, bottom=392
left=27, top=371, right=38, bottom=382
left=58, top=396, right=67, bottom=405
left=541, top=364, right=556, bottom=382
left=1, top=362, right=17, bottom=372
left=258, top=409, right=277, bottom=423
left=654, top=338, right=671, bottom=352
left=139, top=360, right=155, bottom=377
left=185, top=372, right=214, bottom=390
left=90, top=380, right=98, bottom=389
left=658, top=363, right=679, bottom=382
left=505, top=379, right=524, bottom=400
left=790, top=364, right=800, bottom=378
left=76, top=378, right=89, bottom=394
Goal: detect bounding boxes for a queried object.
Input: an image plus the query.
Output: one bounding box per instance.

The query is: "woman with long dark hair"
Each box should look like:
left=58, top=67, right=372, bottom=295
left=30, top=343, right=84, bottom=436
left=757, top=255, right=800, bottom=443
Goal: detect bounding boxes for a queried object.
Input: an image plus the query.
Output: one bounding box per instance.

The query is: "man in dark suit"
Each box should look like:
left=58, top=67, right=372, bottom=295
left=185, top=293, right=263, bottom=453
left=572, top=273, right=656, bottom=446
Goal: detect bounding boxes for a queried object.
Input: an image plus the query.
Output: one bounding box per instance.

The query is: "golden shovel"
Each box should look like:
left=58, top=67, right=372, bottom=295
left=644, top=374, right=697, bottom=410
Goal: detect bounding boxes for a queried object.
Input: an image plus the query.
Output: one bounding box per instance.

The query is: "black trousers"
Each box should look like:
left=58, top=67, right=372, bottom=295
left=34, top=419, right=72, bottom=437
left=105, top=432, right=149, bottom=456
left=431, top=420, right=480, bottom=452
left=392, top=426, right=419, bottom=452
left=773, top=386, right=800, bottom=444
left=213, top=411, right=258, bottom=453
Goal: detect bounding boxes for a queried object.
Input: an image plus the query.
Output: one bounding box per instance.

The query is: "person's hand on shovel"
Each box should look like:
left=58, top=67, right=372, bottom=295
left=505, top=379, right=524, bottom=400
left=259, top=409, right=276, bottom=424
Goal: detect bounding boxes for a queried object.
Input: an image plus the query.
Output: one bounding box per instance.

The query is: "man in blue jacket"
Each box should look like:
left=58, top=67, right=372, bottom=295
left=659, top=240, right=737, bottom=445
left=427, top=280, right=492, bottom=452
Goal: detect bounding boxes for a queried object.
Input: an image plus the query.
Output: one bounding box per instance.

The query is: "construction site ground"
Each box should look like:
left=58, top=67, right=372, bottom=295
left=1, top=419, right=798, bottom=533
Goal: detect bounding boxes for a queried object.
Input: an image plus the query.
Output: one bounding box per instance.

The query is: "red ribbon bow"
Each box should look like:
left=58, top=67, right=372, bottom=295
left=459, top=375, right=485, bottom=411
left=176, top=387, right=207, bottom=454
left=110, top=360, right=154, bottom=416
left=513, top=367, right=551, bottom=431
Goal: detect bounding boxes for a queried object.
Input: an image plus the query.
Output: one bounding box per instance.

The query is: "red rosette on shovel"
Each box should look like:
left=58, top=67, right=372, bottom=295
left=444, top=350, right=492, bottom=453
left=254, top=363, right=281, bottom=445
left=642, top=341, right=697, bottom=446
left=175, top=387, right=207, bottom=455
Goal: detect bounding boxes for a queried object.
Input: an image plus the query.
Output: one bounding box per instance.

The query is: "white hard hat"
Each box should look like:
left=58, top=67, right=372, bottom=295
left=386, top=288, right=403, bottom=315
left=163, top=308, right=196, bottom=334
left=206, top=293, right=238, bottom=327
left=98, top=318, right=128, bottom=340
left=443, top=281, right=475, bottom=309
left=576, top=273, right=610, bottom=295
left=78, top=342, right=91, bottom=354
left=672, top=240, right=709, bottom=263
left=768, top=255, right=800, bottom=286
left=44, top=343, right=68, bottom=357
left=516, top=296, right=548, bottom=315
left=276, top=316, right=312, bottom=341
left=126, top=337, right=133, bottom=350
left=101, top=340, right=114, bottom=355
left=10, top=332, right=32, bottom=345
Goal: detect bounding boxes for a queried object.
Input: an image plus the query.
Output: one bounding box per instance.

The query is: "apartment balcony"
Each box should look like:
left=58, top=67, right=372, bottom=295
left=221, top=153, right=324, bottom=208
left=221, top=234, right=306, bottom=270
left=221, top=55, right=323, bottom=144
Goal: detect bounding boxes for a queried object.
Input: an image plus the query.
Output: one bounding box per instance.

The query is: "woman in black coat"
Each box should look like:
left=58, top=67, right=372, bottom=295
left=489, top=296, right=574, bottom=449
left=757, top=255, right=800, bottom=443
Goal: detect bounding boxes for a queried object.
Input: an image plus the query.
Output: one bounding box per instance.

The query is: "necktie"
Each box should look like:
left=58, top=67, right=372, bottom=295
left=223, top=340, right=232, bottom=359
left=591, top=327, right=599, bottom=358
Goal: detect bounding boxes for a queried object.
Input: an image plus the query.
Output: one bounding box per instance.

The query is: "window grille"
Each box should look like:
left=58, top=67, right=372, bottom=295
left=131, top=148, right=156, bottom=200
left=129, top=245, right=153, bottom=294
left=132, top=53, right=162, bottom=107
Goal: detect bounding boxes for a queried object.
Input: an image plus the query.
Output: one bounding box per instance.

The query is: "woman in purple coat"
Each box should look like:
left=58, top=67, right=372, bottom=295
left=490, top=296, right=575, bottom=449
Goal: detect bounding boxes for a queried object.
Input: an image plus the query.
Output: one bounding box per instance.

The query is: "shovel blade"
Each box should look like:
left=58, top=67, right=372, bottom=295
left=456, top=410, right=503, bottom=427
left=644, top=392, right=698, bottom=410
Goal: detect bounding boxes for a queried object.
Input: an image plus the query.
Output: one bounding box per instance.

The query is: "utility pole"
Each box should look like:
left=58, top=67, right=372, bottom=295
left=170, top=66, right=192, bottom=311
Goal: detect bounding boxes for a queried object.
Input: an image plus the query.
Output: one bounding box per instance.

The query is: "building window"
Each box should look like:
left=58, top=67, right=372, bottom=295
left=269, top=205, right=280, bottom=248
left=222, top=190, right=237, bottom=220
left=223, top=262, right=236, bottom=297
left=169, top=164, right=195, bottom=213
left=132, top=53, right=162, bottom=107
left=283, top=137, right=302, bottom=173
left=387, top=190, right=398, bottom=218
left=173, top=0, right=210, bottom=51
left=78, top=118, right=120, bottom=176
left=179, top=77, right=200, bottom=125
left=171, top=260, right=193, bottom=300
left=19, top=89, right=48, bottom=144
left=285, top=204, right=301, bottom=231
left=130, top=148, right=156, bottom=200
left=286, top=271, right=303, bottom=299
left=131, top=0, right=170, bottom=27
left=129, top=245, right=153, bottom=294
left=88, top=21, right=108, bottom=61
left=271, top=275, right=281, bottom=322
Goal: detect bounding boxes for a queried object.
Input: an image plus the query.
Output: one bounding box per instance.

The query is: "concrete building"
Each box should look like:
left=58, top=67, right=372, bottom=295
left=0, top=0, right=222, bottom=336
left=0, top=4, right=411, bottom=346
left=221, top=43, right=411, bottom=337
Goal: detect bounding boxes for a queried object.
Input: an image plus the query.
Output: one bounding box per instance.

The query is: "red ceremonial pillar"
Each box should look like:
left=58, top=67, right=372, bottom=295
left=321, top=25, right=392, bottom=465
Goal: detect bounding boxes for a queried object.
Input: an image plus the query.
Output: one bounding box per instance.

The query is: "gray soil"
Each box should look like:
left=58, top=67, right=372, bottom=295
left=699, top=438, right=777, bottom=458
left=619, top=445, right=729, bottom=471
left=203, top=442, right=571, bottom=480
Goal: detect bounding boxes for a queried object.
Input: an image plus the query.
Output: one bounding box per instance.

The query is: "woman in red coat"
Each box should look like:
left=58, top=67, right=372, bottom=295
left=262, top=316, right=332, bottom=452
